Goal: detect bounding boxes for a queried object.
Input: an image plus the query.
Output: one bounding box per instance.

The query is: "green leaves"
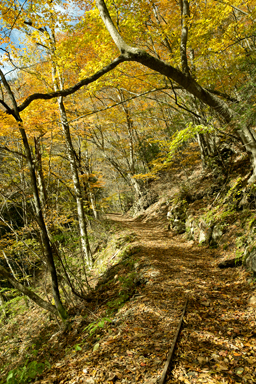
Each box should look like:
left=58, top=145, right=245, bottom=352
left=84, top=317, right=112, bottom=336
left=167, top=123, right=214, bottom=162
left=6, top=360, right=47, bottom=384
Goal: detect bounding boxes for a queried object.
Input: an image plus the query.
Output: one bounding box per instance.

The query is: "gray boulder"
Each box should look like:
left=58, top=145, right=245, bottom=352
left=167, top=200, right=187, bottom=234
left=245, top=249, right=256, bottom=277
left=198, top=220, right=214, bottom=244
left=185, top=216, right=196, bottom=240
left=211, top=224, right=224, bottom=244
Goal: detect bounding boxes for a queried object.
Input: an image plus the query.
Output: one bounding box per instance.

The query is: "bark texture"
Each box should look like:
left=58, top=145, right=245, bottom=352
left=0, top=69, right=68, bottom=321
left=0, top=265, right=59, bottom=317
left=95, top=0, right=256, bottom=183
left=58, top=97, right=93, bottom=268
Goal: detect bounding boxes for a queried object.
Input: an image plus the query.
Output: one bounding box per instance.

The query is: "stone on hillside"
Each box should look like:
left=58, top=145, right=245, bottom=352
left=199, top=220, right=213, bottom=244
left=238, top=185, right=256, bottom=209
left=173, top=218, right=186, bottom=234
left=238, top=191, right=249, bottom=209
left=248, top=296, right=256, bottom=307
left=167, top=200, right=187, bottom=234
left=211, top=224, right=223, bottom=243
left=132, top=191, right=158, bottom=215
left=245, top=249, right=256, bottom=276
left=218, top=256, right=243, bottom=268
left=140, top=192, right=158, bottom=210
left=185, top=216, right=195, bottom=240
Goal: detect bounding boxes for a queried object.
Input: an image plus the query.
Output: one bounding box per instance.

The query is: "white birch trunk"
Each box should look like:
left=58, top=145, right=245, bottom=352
left=57, top=97, right=92, bottom=268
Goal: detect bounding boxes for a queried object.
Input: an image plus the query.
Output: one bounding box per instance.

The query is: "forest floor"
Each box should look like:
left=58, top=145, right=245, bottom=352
left=1, top=212, right=256, bottom=384
left=28, top=213, right=256, bottom=384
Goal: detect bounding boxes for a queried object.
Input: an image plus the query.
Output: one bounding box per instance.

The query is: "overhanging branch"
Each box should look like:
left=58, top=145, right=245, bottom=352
left=95, top=0, right=235, bottom=124
left=69, top=87, right=170, bottom=123
left=16, top=56, right=126, bottom=113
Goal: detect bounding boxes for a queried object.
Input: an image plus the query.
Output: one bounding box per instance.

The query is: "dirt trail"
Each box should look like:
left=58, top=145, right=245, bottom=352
left=38, top=214, right=256, bottom=384
left=104, top=214, right=256, bottom=384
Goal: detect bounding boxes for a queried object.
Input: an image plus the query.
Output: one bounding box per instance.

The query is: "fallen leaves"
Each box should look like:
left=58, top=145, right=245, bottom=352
left=2, top=216, right=256, bottom=384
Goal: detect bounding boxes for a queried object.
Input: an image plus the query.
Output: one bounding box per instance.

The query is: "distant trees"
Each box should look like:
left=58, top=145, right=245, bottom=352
left=95, top=0, right=256, bottom=182
left=0, top=0, right=255, bottom=319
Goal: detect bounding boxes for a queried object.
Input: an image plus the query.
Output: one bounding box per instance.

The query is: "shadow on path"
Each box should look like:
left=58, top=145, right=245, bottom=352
left=106, top=214, right=256, bottom=384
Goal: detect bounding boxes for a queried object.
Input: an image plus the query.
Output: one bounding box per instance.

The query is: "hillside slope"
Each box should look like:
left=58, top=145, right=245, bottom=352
left=12, top=213, right=255, bottom=384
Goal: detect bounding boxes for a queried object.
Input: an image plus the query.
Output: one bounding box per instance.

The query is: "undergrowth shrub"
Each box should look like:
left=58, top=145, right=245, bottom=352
left=4, top=360, right=49, bottom=384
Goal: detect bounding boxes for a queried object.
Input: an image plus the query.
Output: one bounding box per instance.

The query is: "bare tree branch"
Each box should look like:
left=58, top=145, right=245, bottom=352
left=180, top=0, right=190, bottom=76
left=95, top=0, right=235, bottom=123
left=213, top=0, right=249, bottom=15
left=0, top=145, right=26, bottom=158
left=16, top=56, right=125, bottom=114
left=206, top=88, right=239, bottom=103
left=69, top=87, right=169, bottom=123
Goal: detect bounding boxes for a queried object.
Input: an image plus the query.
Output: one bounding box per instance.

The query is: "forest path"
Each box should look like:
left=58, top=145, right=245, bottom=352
left=39, top=214, right=255, bottom=384
left=101, top=213, right=256, bottom=384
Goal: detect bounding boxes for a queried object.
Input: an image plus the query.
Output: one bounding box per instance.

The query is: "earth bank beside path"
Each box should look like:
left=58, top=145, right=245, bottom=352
left=34, top=214, right=255, bottom=384
left=105, top=214, right=256, bottom=384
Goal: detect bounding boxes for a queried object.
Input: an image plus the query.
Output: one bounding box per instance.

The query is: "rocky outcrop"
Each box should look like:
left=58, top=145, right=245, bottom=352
left=211, top=224, right=224, bottom=244
left=167, top=200, right=187, bottom=234
left=185, top=216, right=196, bottom=240
left=164, top=177, right=255, bottom=277
left=198, top=220, right=214, bottom=244
left=218, top=256, right=243, bottom=269
left=244, top=248, right=256, bottom=277
left=131, top=191, right=158, bottom=216
left=185, top=216, right=224, bottom=246
left=217, top=247, right=256, bottom=276
left=238, top=185, right=256, bottom=210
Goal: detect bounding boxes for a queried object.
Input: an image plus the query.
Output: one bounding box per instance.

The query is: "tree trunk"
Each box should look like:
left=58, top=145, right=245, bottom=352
left=2, top=250, right=17, bottom=279
left=84, top=150, right=99, bottom=220
left=129, top=175, right=144, bottom=199
left=238, top=126, right=256, bottom=184
left=0, top=68, right=68, bottom=320
left=196, top=132, right=218, bottom=167
left=0, top=290, right=7, bottom=319
left=89, top=190, right=98, bottom=219
left=95, top=0, right=256, bottom=183
left=0, top=265, right=59, bottom=317
left=57, top=97, right=93, bottom=268
left=50, top=52, right=92, bottom=267
left=19, top=127, right=68, bottom=321
left=34, top=136, right=47, bottom=208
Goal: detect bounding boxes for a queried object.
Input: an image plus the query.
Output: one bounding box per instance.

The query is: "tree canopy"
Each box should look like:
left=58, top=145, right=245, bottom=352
left=0, top=0, right=255, bottom=319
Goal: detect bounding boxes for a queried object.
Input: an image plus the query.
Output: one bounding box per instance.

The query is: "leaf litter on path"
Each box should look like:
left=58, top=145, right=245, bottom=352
left=31, top=215, right=256, bottom=383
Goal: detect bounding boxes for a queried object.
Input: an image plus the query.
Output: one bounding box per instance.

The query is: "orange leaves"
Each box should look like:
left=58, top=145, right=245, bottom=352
left=187, top=0, right=256, bottom=88
left=0, top=111, right=21, bottom=137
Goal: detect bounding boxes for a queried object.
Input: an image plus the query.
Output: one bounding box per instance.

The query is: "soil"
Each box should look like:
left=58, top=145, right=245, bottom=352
left=103, top=214, right=256, bottom=384
left=31, top=213, right=256, bottom=384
